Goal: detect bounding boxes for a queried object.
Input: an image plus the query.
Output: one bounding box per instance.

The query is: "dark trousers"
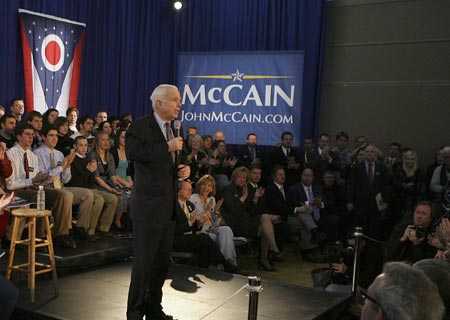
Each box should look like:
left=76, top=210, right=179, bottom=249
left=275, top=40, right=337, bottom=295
left=0, top=276, right=19, bottom=320
left=274, top=221, right=290, bottom=251
left=173, top=232, right=225, bottom=268
left=127, top=219, right=175, bottom=320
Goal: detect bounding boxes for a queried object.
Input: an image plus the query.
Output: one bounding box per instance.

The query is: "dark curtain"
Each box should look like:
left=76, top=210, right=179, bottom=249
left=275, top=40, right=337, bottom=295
left=0, top=0, right=326, bottom=139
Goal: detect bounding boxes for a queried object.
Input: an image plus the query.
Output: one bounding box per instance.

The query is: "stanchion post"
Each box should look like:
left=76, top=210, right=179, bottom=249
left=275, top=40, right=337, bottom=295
left=247, top=276, right=262, bottom=320
left=352, top=227, right=363, bottom=302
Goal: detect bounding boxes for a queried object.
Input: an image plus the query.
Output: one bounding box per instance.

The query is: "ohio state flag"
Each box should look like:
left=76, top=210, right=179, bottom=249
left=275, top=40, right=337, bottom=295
left=19, top=9, right=86, bottom=114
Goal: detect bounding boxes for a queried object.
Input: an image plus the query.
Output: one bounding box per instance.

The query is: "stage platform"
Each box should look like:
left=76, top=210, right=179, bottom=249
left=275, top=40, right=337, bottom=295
left=10, top=261, right=350, bottom=320
left=1, top=237, right=352, bottom=319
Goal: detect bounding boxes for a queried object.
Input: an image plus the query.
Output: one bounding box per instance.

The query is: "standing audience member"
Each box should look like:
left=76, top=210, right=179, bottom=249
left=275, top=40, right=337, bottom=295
left=238, top=133, right=262, bottom=168
left=94, top=110, right=108, bottom=129
left=332, top=131, right=351, bottom=169
left=429, top=146, right=450, bottom=217
left=126, top=84, right=189, bottom=320
left=201, top=134, right=213, bottom=157
left=0, top=105, right=5, bottom=117
left=306, top=133, right=340, bottom=183
left=360, top=262, right=444, bottom=320
left=269, top=131, right=302, bottom=187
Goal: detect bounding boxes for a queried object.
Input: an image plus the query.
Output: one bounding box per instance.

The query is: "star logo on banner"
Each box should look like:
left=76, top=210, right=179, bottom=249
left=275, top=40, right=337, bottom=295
left=231, top=69, right=245, bottom=82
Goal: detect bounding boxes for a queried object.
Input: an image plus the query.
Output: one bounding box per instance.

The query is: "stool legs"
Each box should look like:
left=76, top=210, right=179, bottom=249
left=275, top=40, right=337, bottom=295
left=45, top=216, right=59, bottom=297
left=6, top=213, right=58, bottom=304
left=6, top=216, right=20, bottom=280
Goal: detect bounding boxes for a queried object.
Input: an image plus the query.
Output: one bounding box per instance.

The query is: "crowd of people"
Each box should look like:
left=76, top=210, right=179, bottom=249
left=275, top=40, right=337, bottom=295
left=0, top=96, right=449, bottom=319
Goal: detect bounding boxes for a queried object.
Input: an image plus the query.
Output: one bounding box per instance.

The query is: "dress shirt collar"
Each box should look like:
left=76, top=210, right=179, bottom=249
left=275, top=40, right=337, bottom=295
left=273, top=181, right=284, bottom=190
left=153, top=112, right=169, bottom=137
left=249, top=181, right=258, bottom=189
left=281, top=146, right=290, bottom=157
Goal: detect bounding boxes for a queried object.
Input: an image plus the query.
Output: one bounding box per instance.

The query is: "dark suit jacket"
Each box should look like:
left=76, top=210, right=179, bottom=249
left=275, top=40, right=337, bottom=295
left=238, top=144, right=262, bottom=168
left=126, top=113, right=180, bottom=222
left=305, top=149, right=340, bottom=181
left=269, top=146, right=302, bottom=187
left=174, top=200, right=199, bottom=236
left=264, top=181, right=295, bottom=221
left=346, top=161, right=389, bottom=213
left=290, top=182, right=324, bottom=208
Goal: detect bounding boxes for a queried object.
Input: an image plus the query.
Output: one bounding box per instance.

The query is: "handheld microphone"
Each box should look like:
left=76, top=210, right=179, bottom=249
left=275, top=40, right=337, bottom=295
left=173, top=120, right=182, bottom=157
left=174, top=120, right=182, bottom=137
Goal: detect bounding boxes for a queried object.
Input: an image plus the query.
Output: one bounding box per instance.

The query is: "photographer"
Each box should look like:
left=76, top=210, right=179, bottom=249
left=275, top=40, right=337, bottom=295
left=384, top=201, right=437, bottom=264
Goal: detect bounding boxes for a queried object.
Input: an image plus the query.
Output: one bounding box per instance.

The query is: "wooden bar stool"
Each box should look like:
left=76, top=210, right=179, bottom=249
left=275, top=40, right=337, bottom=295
left=6, top=208, right=59, bottom=303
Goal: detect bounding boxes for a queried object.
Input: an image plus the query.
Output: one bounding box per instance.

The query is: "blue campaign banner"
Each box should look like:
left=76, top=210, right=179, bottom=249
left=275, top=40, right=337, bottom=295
left=176, top=52, right=304, bottom=147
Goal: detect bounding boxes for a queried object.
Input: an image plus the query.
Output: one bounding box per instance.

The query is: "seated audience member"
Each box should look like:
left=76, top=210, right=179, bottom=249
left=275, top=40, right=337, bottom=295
left=220, top=167, right=280, bottom=271
left=66, top=107, right=79, bottom=135
left=189, top=175, right=238, bottom=266
left=201, top=134, right=213, bottom=157
left=391, top=149, right=425, bottom=223
left=0, top=115, right=17, bottom=149
left=0, top=142, right=13, bottom=255
left=209, top=140, right=237, bottom=191
left=183, top=134, right=208, bottom=184
left=238, top=133, right=262, bottom=168
left=9, top=98, right=25, bottom=122
left=184, top=126, right=198, bottom=152
left=384, top=201, right=437, bottom=264
left=42, top=108, right=59, bottom=126
left=34, top=125, right=96, bottom=241
left=0, top=192, right=18, bottom=320
left=383, top=141, right=402, bottom=170
left=174, top=180, right=240, bottom=274
left=425, top=146, right=445, bottom=196
left=306, top=133, right=340, bottom=183
left=70, top=115, right=95, bottom=149
left=429, top=146, right=450, bottom=217
left=249, top=164, right=290, bottom=256
left=269, top=131, right=302, bottom=187
left=119, top=119, right=131, bottom=130
left=67, top=136, right=118, bottom=239
left=414, top=258, right=450, bottom=319
left=53, top=116, right=75, bottom=156
left=360, top=262, right=444, bottom=320
left=322, top=170, right=350, bottom=242
left=90, top=131, right=126, bottom=235
left=26, top=110, right=43, bottom=150
left=6, top=124, right=76, bottom=248
left=98, top=120, right=114, bottom=146
left=109, top=129, right=133, bottom=230
left=332, top=131, right=351, bottom=169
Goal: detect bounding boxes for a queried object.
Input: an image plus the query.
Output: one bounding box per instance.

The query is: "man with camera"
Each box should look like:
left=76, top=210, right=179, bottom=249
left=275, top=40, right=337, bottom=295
left=384, top=201, right=437, bottom=264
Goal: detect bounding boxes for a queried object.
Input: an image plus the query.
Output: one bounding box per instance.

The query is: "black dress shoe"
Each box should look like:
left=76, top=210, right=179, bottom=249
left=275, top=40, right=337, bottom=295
left=54, top=236, right=77, bottom=249
left=269, top=252, right=285, bottom=263
left=96, top=230, right=113, bottom=238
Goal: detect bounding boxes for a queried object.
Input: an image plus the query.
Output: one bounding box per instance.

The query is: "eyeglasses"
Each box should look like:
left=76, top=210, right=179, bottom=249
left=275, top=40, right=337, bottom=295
left=361, top=289, right=382, bottom=310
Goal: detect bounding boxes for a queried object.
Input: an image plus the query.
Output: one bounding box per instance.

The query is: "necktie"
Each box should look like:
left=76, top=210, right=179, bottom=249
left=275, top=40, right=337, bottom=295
left=164, top=122, right=175, bottom=163
left=280, top=186, right=286, bottom=200
left=183, top=202, right=190, bottom=220
left=23, top=152, right=30, bottom=179
left=286, top=148, right=291, bottom=157
left=368, top=162, right=374, bottom=186
left=50, top=151, right=63, bottom=189
left=307, top=187, right=320, bottom=221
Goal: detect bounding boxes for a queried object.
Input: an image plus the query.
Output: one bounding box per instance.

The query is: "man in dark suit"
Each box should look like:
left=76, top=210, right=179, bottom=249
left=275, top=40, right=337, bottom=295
left=268, top=131, right=303, bottom=187
left=306, top=133, right=340, bottom=183
left=126, top=84, right=190, bottom=320
left=346, top=144, right=389, bottom=286
left=238, top=133, right=262, bottom=168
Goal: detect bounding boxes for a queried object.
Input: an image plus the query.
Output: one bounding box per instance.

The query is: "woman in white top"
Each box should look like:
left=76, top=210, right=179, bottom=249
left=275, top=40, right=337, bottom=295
left=189, top=175, right=237, bottom=266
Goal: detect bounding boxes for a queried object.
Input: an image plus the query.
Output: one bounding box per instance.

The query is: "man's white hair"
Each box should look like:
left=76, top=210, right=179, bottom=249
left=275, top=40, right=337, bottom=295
left=150, top=84, right=178, bottom=107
